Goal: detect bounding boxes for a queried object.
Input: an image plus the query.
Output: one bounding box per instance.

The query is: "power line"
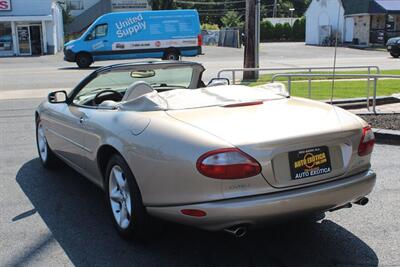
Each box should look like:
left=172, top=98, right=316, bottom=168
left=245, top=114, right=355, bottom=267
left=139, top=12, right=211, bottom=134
left=174, top=0, right=245, bottom=5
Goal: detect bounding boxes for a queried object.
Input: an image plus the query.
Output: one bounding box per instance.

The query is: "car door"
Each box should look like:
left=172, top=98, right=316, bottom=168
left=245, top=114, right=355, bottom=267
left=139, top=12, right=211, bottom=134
left=43, top=103, right=89, bottom=173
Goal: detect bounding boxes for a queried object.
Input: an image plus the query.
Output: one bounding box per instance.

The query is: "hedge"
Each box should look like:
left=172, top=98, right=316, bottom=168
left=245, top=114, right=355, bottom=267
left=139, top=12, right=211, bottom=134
left=260, top=17, right=305, bottom=42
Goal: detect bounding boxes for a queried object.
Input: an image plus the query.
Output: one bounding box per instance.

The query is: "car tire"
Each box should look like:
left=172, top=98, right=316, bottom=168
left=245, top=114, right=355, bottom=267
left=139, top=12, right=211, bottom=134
left=163, top=50, right=180, bottom=60
left=76, top=53, right=93, bottom=68
left=390, top=52, right=399, bottom=58
left=36, top=118, right=60, bottom=168
left=105, top=154, right=155, bottom=240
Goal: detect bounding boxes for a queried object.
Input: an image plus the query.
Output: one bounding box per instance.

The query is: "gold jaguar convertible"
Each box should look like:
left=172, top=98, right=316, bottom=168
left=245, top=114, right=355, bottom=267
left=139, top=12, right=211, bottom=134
left=35, top=61, right=376, bottom=239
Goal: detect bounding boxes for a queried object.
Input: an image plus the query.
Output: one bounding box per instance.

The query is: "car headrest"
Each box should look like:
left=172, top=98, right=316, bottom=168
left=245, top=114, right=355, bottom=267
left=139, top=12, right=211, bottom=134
left=122, top=81, right=155, bottom=102
left=98, top=100, right=118, bottom=108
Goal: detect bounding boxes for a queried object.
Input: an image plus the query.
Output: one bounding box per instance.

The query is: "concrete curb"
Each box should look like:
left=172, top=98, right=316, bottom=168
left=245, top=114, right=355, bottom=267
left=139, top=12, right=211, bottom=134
left=372, top=128, right=400, bottom=145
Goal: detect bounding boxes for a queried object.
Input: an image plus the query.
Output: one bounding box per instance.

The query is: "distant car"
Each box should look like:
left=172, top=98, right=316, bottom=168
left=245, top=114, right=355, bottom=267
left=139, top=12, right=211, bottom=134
left=35, top=61, right=376, bottom=239
left=387, top=37, right=400, bottom=58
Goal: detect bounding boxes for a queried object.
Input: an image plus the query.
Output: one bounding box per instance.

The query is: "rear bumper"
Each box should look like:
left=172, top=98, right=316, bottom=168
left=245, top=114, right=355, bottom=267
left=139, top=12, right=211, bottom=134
left=147, top=169, right=376, bottom=231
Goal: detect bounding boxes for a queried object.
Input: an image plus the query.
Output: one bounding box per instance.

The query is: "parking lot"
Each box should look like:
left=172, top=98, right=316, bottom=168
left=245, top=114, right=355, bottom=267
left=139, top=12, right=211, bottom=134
left=0, top=43, right=400, bottom=266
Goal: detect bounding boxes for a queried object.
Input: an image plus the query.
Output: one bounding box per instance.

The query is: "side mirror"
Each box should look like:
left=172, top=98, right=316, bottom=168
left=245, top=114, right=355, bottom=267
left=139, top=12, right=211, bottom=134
left=85, top=33, right=94, bottom=41
left=48, top=91, right=68, bottom=104
left=207, top=78, right=230, bottom=87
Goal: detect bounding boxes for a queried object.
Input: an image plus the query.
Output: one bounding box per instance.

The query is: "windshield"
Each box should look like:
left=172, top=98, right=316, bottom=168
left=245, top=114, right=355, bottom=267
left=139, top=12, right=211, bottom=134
left=73, top=66, right=194, bottom=105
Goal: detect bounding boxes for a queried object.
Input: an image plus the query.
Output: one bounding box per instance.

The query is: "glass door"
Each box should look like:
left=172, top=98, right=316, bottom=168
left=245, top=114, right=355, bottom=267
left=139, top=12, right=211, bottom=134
left=17, top=26, right=31, bottom=55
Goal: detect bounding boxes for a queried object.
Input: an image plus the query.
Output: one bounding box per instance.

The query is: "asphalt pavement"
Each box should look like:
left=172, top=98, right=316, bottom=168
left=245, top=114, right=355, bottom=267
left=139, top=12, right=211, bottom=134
left=0, top=97, right=399, bottom=266
left=1, top=43, right=400, bottom=266
left=1, top=42, right=400, bottom=96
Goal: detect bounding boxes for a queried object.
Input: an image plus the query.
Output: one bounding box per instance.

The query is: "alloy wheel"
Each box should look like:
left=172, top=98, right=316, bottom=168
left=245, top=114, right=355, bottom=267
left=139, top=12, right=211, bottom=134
left=109, top=165, right=132, bottom=229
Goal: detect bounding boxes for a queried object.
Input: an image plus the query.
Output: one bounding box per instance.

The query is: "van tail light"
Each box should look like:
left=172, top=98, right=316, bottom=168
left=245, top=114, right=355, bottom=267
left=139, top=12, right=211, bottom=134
left=358, top=126, right=375, bottom=156
left=196, top=148, right=261, bottom=179
left=197, top=34, right=203, bottom=46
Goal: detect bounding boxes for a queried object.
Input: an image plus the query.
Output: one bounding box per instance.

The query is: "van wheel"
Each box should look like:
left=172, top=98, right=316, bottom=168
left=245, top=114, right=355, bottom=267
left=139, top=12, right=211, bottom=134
left=163, top=51, right=180, bottom=60
left=76, top=53, right=93, bottom=68
left=390, top=52, right=399, bottom=58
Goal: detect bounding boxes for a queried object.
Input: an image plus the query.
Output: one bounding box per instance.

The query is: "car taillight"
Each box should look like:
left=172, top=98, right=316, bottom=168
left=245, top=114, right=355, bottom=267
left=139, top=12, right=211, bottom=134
left=358, top=126, right=375, bottom=156
left=196, top=148, right=261, bottom=179
left=197, top=34, right=203, bottom=46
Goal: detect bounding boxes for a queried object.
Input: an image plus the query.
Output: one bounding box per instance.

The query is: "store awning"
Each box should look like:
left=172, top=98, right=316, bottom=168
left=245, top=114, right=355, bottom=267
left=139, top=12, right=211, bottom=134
left=0, top=15, right=53, bottom=22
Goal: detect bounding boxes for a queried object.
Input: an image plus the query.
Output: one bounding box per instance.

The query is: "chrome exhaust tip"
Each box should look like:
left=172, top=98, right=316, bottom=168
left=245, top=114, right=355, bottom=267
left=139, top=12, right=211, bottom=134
left=354, top=197, right=369, bottom=206
left=224, top=225, right=248, bottom=238
left=329, top=202, right=352, bottom=212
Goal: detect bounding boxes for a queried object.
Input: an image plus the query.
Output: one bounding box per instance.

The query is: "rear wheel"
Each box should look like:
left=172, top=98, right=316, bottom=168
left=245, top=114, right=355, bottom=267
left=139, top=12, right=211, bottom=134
left=36, top=118, right=59, bottom=168
left=163, top=50, right=180, bottom=60
left=105, top=154, right=154, bottom=239
left=76, top=53, right=93, bottom=68
left=390, top=52, right=399, bottom=58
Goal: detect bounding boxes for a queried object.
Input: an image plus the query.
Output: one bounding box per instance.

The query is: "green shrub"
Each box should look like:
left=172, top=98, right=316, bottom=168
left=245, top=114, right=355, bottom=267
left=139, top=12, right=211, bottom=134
left=274, top=23, right=284, bottom=40
left=292, top=17, right=306, bottom=41
left=282, top=23, right=292, bottom=40
left=260, top=20, right=274, bottom=41
left=201, top=23, right=219, bottom=30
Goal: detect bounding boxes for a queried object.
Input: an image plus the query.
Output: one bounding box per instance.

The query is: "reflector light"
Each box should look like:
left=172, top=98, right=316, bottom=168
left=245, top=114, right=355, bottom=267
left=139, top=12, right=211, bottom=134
left=196, top=148, right=262, bottom=179
left=181, top=209, right=207, bottom=217
left=358, top=126, right=375, bottom=156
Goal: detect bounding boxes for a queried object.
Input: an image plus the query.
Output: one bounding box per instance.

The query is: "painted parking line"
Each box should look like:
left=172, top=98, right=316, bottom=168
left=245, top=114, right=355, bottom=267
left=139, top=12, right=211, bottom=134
left=0, top=88, right=70, bottom=100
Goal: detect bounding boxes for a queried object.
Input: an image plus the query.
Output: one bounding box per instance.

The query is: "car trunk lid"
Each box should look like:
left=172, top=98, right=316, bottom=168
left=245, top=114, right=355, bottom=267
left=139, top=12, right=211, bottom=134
left=166, top=97, right=362, bottom=188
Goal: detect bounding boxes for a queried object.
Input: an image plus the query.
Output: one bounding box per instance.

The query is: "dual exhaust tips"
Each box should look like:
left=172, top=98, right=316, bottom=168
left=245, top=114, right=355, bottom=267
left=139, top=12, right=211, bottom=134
left=224, top=197, right=369, bottom=238
left=329, top=197, right=369, bottom=212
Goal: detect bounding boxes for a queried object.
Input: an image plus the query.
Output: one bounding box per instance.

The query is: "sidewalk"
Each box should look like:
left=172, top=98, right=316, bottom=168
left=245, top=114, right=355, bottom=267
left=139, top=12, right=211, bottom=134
left=349, top=102, right=400, bottom=114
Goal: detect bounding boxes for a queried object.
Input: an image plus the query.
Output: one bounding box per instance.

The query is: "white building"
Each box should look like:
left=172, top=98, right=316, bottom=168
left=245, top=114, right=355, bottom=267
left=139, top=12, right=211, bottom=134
left=305, top=0, right=400, bottom=46
left=0, top=0, right=64, bottom=56
left=305, top=0, right=345, bottom=45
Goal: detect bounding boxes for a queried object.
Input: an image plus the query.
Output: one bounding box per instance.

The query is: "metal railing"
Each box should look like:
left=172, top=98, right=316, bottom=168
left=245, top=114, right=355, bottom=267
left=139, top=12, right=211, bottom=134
left=270, top=73, right=400, bottom=113
left=217, top=66, right=381, bottom=86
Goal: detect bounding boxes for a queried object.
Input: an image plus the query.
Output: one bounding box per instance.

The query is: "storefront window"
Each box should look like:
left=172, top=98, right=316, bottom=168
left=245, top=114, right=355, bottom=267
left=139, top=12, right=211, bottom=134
left=0, top=22, right=13, bottom=52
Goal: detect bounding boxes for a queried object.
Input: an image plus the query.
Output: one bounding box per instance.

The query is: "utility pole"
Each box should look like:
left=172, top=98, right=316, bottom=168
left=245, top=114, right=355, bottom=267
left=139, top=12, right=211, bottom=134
left=255, top=0, right=260, bottom=77
left=243, top=0, right=257, bottom=80
left=273, top=0, right=278, bottom=18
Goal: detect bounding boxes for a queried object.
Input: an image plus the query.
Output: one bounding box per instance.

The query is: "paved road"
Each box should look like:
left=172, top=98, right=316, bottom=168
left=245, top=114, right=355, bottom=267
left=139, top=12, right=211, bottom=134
left=1, top=42, right=399, bottom=98
left=0, top=97, right=399, bottom=266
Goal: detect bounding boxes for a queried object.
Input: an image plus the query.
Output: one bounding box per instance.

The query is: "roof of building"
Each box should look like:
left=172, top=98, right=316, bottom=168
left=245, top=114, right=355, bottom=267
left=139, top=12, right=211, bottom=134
left=341, top=0, right=400, bottom=15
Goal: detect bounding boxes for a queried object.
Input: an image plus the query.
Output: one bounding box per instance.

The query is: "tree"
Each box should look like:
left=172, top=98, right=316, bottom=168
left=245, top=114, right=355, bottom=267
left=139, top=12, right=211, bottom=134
left=221, top=11, right=243, bottom=27
left=57, top=1, right=73, bottom=31
left=151, top=0, right=174, bottom=10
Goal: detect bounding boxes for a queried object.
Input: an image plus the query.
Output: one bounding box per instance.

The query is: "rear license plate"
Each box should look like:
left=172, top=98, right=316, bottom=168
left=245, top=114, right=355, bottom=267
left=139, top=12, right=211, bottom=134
left=289, top=146, right=332, bottom=180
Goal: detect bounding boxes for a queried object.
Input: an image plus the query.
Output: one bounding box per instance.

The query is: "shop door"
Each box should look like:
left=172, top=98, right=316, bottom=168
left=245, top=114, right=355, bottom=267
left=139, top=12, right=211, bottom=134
left=30, top=26, right=42, bottom=55
left=17, top=26, right=31, bottom=55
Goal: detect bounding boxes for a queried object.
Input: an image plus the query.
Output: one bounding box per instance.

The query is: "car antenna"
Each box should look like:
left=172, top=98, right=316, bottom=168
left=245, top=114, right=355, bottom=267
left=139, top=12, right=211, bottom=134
left=331, top=6, right=342, bottom=104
